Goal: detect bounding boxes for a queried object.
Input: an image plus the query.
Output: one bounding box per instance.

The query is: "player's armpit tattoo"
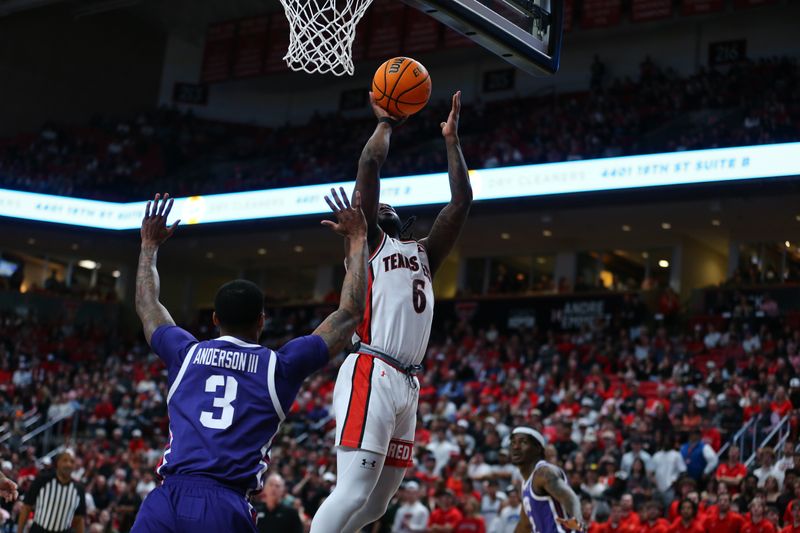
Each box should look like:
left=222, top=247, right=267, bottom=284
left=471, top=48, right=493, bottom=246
left=535, top=466, right=583, bottom=524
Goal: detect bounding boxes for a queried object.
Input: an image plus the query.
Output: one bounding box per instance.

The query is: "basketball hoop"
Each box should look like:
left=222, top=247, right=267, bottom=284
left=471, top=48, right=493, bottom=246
left=279, top=0, right=375, bottom=76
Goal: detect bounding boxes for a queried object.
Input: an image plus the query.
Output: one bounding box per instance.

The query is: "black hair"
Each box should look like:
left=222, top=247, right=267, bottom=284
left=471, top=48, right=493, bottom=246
left=214, top=280, right=264, bottom=329
left=645, top=500, right=663, bottom=512
left=378, top=204, right=415, bottom=239
left=55, top=450, right=74, bottom=466
left=679, top=498, right=697, bottom=517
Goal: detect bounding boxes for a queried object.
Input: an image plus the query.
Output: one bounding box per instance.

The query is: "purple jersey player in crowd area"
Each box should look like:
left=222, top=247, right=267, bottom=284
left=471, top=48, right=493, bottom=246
left=510, top=427, right=586, bottom=533
left=130, top=189, right=368, bottom=533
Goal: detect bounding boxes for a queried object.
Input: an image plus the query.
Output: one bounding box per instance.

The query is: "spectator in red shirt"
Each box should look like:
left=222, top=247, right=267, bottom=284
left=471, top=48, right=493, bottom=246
left=92, top=394, right=116, bottom=420
left=429, top=490, right=464, bottom=532
left=668, top=499, right=704, bottom=533
left=741, top=499, right=776, bottom=533
left=716, top=446, right=748, bottom=494
left=781, top=499, right=800, bottom=533
left=638, top=500, right=670, bottom=533
left=669, top=481, right=701, bottom=522
left=784, top=482, right=800, bottom=526
left=128, top=429, right=146, bottom=453
left=595, top=502, right=638, bottom=533
left=620, top=494, right=641, bottom=529
left=772, top=387, right=793, bottom=418
left=454, top=497, right=485, bottom=533
left=702, top=492, right=744, bottom=533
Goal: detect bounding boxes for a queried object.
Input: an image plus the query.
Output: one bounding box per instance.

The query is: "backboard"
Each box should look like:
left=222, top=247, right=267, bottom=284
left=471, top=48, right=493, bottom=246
left=399, top=0, right=563, bottom=75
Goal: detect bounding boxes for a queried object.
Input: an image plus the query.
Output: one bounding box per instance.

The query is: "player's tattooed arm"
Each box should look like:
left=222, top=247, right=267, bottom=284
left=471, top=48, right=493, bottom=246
left=315, top=188, right=369, bottom=358
left=534, top=465, right=586, bottom=531
left=136, top=193, right=180, bottom=346
left=355, top=93, right=398, bottom=249
left=420, top=91, right=472, bottom=276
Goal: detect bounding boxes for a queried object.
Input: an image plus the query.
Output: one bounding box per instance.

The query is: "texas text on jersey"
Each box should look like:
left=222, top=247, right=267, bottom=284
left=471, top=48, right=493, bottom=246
left=353, top=233, right=434, bottom=368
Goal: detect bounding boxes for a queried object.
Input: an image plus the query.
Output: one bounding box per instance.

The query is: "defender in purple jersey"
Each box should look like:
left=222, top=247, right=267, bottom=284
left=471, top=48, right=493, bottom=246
left=130, top=189, right=368, bottom=533
left=510, top=427, right=586, bottom=533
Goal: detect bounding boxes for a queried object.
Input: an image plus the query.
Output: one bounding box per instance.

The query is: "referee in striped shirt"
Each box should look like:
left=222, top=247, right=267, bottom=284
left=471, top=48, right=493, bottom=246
left=18, top=450, right=86, bottom=533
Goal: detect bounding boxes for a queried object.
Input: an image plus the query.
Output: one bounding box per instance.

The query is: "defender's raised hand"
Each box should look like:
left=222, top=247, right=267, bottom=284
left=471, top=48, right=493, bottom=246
left=321, top=187, right=366, bottom=240
left=141, top=193, right=180, bottom=248
left=440, top=90, right=461, bottom=141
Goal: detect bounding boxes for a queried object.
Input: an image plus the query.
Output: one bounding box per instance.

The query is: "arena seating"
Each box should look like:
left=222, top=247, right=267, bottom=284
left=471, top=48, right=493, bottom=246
left=0, top=281, right=798, bottom=531
left=0, top=56, right=797, bottom=202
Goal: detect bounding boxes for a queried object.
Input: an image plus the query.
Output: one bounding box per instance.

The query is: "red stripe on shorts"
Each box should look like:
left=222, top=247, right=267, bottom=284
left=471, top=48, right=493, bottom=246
left=340, top=355, right=375, bottom=448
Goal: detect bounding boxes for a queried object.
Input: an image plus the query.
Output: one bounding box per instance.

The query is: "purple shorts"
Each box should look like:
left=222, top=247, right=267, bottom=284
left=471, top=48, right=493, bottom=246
left=131, top=475, right=257, bottom=533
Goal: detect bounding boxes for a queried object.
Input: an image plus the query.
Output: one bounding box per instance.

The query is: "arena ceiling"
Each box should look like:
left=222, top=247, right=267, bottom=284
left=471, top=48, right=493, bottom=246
left=0, top=0, right=282, bottom=38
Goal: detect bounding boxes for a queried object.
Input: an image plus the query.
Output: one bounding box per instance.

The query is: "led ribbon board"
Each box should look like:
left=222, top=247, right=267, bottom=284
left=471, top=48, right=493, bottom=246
left=0, top=142, right=798, bottom=230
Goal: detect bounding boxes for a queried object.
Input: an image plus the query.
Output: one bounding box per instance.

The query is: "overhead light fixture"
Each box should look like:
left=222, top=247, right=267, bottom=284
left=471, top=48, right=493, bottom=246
left=711, top=219, right=721, bottom=227
left=542, top=229, right=552, bottom=237
left=500, top=232, right=510, bottom=240
left=294, top=245, right=304, bottom=253
left=205, top=252, right=214, bottom=259
left=661, top=222, right=671, bottom=230
left=621, top=225, right=631, bottom=232
left=642, top=252, right=649, bottom=259
left=112, top=270, right=121, bottom=278
left=257, top=248, right=267, bottom=255
left=536, top=257, right=546, bottom=264
left=78, top=260, right=97, bottom=269
left=786, top=241, right=791, bottom=248
left=658, top=260, right=670, bottom=268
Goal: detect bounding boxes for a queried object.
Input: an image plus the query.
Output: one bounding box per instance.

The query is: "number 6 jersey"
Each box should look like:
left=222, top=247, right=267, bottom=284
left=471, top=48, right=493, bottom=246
left=353, top=233, right=435, bottom=367
left=149, top=326, right=329, bottom=493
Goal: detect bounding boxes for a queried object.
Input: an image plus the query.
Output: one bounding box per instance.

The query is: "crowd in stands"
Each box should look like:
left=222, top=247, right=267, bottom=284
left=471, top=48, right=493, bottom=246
left=0, top=280, right=798, bottom=532
left=0, top=56, right=797, bottom=201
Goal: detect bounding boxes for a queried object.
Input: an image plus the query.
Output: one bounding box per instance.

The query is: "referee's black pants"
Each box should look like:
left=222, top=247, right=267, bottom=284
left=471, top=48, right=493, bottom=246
left=30, top=523, right=71, bottom=533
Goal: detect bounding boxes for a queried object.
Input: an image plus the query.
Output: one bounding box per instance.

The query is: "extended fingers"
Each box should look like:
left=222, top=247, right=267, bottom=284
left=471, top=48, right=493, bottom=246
left=324, top=194, right=338, bottom=213
left=157, top=193, right=170, bottom=216
left=144, top=200, right=151, bottom=218
left=330, top=187, right=347, bottom=211
left=163, top=197, right=174, bottom=219
left=339, top=187, right=351, bottom=209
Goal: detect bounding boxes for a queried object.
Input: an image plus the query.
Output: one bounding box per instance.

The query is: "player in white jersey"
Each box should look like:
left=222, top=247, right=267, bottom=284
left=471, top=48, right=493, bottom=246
left=311, top=91, right=472, bottom=533
left=510, top=427, right=586, bottom=533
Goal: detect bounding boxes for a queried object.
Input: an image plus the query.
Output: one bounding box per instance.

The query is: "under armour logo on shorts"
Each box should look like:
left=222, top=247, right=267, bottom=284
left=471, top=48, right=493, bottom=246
left=361, top=459, right=377, bottom=469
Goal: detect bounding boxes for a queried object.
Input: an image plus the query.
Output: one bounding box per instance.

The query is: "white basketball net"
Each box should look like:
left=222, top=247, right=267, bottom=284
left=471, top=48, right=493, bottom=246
left=279, top=0, right=375, bottom=76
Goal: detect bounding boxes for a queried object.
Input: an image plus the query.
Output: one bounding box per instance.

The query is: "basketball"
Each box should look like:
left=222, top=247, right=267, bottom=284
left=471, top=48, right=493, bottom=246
left=372, top=57, right=432, bottom=117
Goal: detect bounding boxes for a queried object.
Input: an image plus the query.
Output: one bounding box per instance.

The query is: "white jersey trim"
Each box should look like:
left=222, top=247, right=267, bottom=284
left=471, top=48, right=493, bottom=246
left=167, top=343, right=198, bottom=404
left=267, top=351, right=285, bottom=420
left=156, top=428, right=174, bottom=477
left=215, top=335, right=262, bottom=348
